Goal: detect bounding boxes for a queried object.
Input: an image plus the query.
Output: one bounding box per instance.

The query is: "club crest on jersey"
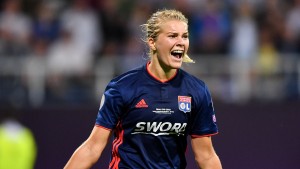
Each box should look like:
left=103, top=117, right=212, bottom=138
left=178, top=96, right=191, bottom=113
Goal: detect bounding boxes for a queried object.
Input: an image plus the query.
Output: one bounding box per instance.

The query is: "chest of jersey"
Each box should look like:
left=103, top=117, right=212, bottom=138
left=121, top=83, right=193, bottom=136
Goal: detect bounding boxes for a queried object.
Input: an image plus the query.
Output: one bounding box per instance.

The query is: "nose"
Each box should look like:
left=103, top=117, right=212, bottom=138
left=176, top=37, right=185, bottom=46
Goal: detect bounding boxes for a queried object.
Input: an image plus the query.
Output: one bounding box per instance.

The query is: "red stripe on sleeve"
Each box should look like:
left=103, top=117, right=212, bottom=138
left=109, top=123, right=124, bottom=169
left=191, top=132, right=218, bottom=138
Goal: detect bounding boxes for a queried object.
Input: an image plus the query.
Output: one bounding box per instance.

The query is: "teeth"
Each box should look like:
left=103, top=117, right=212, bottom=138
left=172, top=50, right=183, bottom=54
left=171, top=50, right=183, bottom=59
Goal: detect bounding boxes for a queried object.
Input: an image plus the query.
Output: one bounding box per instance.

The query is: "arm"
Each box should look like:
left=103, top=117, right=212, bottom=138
left=191, top=136, right=222, bottom=169
left=64, top=126, right=112, bottom=169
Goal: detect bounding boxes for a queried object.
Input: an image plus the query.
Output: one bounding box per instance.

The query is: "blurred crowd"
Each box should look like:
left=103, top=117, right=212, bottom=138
left=0, top=0, right=300, bottom=107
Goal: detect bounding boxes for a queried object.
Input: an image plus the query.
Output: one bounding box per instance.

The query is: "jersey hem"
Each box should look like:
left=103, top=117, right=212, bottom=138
left=95, top=124, right=112, bottom=131
left=190, top=132, right=218, bottom=138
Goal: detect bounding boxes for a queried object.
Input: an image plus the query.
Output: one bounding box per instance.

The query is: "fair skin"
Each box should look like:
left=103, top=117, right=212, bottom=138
left=148, top=20, right=189, bottom=81
left=64, top=126, right=111, bottom=169
left=191, top=136, right=222, bottom=169
left=64, top=19, right=222, bottom=169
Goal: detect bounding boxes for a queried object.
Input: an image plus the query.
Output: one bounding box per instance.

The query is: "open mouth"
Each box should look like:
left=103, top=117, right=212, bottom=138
left=171, top=50, right=184, bottom=59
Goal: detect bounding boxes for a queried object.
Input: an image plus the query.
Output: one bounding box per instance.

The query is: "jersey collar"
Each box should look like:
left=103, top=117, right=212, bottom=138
left=145, top=61, right=178, bottom=83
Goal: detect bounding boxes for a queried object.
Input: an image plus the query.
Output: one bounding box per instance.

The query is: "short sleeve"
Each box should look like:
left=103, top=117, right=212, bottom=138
left=189, top=84, right=218, bottom=137
left=95, top=82, right=124, bottom=129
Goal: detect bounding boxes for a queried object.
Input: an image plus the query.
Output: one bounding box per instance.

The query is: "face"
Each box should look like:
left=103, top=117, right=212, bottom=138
left=149, top=20, right=189, bottom=70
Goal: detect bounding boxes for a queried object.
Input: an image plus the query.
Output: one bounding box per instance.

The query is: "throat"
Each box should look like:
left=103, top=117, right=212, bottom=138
left=147, top=62, right=177, bottom=83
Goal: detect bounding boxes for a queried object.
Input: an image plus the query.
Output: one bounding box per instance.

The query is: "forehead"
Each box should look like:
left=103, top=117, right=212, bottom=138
left=159, top=20, right=188, bottom=33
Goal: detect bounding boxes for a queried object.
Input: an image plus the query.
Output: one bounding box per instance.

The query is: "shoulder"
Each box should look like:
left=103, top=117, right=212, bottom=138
left=111, top=66, right=144, bottom=84
left=179, top=69, right=212, bottom=102
left=107, top=65, right=144, bottom=89
left=180, top=69, right=206, bottom=89
left=104, top=65, right=145, bottom=104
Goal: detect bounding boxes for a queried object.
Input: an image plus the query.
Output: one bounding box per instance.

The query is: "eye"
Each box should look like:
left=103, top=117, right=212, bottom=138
left=182, top=34, right=189, bottom=39
left=169, top=34, right=177, bottom=38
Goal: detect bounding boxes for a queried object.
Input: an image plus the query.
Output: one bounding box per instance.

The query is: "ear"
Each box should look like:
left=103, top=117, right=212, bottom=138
left=148, top=38, right=156, bottom=51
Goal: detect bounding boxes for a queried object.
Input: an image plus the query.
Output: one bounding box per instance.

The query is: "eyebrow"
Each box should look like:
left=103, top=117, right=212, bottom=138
left=166, top=32, right=189, bottom=34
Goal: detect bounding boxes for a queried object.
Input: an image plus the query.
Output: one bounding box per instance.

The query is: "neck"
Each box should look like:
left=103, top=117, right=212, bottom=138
left=147, top=61, right=177, bottom=83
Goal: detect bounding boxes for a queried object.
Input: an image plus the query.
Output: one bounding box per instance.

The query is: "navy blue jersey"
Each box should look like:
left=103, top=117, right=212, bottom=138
left=96, top=62, right=218, bottom=169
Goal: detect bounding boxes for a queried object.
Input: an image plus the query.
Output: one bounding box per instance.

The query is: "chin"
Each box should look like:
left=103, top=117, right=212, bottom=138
left=171, top=62, right=182, bottom=69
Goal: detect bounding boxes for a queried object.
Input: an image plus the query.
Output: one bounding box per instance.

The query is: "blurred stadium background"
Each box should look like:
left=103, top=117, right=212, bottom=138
left=0, top=0, right=300, bottom=168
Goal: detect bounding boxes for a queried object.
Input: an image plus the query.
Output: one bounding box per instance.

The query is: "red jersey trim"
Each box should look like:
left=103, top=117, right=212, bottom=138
left=109, top=122, right=124, bottom=169
left=95, top=124, right=112, bottom=131
left=191, top=132, right=219, bottom=138
left=146, top=61, right=178, bottom=83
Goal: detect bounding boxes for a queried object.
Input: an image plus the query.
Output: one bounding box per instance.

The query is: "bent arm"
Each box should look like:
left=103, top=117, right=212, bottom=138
left=191, top=136, right=222, bottom=169
left=64, top=126, right=112, bottom=169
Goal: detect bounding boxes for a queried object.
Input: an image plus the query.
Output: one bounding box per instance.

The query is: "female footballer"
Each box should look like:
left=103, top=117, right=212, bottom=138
left=64, top=9, right=222, bottom=169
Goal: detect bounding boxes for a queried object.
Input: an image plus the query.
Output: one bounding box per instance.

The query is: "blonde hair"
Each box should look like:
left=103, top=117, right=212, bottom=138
left=141, top=9, right=194, bottom=63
